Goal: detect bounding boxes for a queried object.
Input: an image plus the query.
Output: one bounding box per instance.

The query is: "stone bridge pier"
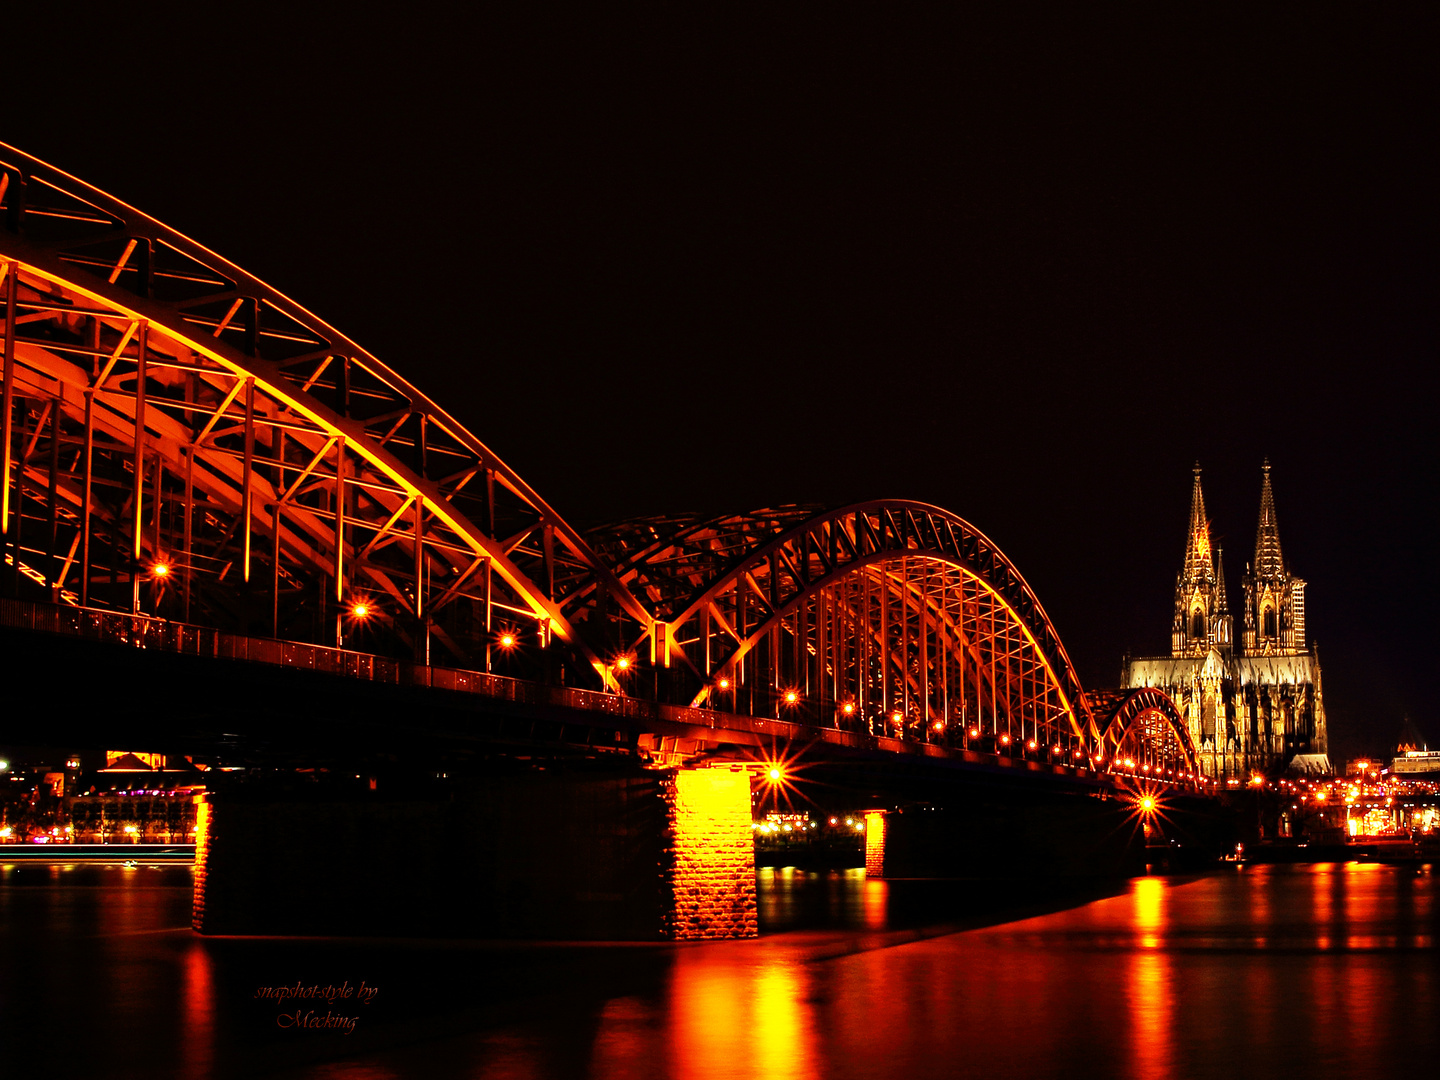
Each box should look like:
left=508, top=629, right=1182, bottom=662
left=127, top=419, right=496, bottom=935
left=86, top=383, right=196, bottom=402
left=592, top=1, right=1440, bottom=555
left=191, top=763, right=757, bottom=941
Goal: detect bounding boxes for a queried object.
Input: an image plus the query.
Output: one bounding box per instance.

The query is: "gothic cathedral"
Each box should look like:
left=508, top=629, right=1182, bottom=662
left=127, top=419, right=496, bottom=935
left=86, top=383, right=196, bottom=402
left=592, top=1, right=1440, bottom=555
left=1122, top=461, right=1329, bottom=779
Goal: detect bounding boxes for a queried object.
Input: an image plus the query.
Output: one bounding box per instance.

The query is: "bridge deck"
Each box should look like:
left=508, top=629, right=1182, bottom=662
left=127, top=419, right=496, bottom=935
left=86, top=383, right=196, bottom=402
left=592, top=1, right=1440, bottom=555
left=0, top=596, right=1145, bottom=788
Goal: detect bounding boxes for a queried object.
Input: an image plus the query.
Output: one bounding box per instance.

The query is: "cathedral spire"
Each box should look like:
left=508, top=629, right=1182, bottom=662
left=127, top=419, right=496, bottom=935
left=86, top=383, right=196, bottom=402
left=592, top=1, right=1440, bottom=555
left=1214, top=544, right=1229, bottom=613
left=1253, top=458, right=1285, bottom=580
left=1172, top=464, right=1219, bottom=657
left=1243, top=458, right=1303, bottom=656
left=1183, top=462, right=1214, bottom=583
left=1213, top=543, right=1233, bottom=650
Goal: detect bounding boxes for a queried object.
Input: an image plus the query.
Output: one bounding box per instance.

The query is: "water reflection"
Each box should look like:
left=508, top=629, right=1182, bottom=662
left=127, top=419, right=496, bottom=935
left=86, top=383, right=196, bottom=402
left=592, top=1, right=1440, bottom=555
left=1133, top=873, right=1164, bottom=948
left=1314, top=862, right=1336, bottom=950
left=181, top=939, right=216, bottom=1079
left=862, top=876, right=888, bottom=930
left=2, top=862, right=1436, bottom=1078
left=588, top=996, right=656, bottom=1077
left=665, top=946, right=818, bottom=1080
left=749, top=961, right=816, bottom=1078
left=757, top=866, right=880, bottom=930
left=1127, top=878, right=1172, bottom=1080
left=667, top=948, right=749, bottom=1077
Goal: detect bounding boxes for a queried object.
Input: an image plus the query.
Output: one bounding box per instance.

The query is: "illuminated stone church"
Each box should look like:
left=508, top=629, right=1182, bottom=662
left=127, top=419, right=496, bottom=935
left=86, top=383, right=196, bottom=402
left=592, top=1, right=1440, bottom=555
left=1122, top=461, right=1329, bottom=779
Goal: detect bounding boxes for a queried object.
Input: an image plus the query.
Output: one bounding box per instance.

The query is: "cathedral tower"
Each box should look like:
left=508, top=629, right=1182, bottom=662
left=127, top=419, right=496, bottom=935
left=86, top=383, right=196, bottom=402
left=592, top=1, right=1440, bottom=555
left=1241, top=459, right=1306, bottom=656
left=1171, top=464, right=1230, bottom=656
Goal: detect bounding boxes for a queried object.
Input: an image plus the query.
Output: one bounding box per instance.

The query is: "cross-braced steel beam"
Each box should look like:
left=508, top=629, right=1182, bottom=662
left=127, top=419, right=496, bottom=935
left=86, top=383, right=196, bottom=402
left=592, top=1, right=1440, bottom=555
left=0, top=143, right=651, bottom=689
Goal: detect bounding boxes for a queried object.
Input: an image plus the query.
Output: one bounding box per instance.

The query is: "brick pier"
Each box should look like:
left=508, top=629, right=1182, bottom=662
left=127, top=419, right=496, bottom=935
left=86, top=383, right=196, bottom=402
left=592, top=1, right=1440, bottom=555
left=663, top=766, right=758, bottom=939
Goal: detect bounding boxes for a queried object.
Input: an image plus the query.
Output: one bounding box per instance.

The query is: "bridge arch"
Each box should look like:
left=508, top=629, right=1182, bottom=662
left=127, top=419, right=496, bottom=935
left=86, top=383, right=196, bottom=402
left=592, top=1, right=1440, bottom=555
left=0, top=143, right=651, bottom=688
left=585, top=501, right=1097, bottom=753
left=1083, top=687, right=1199, bottom=782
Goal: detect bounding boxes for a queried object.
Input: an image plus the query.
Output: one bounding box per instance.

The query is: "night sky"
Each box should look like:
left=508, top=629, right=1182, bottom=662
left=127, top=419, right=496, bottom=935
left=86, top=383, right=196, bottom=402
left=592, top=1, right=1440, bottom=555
left=6, top=8, right=1434, bottom=761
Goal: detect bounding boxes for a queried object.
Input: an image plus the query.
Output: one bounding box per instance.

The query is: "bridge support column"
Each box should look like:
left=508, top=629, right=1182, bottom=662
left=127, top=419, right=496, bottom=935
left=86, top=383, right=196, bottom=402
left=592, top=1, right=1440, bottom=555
left=864, top=810, right=889, bottom=878
left=190, top=764, right=759, bottom=941
left=662, top=765, right=758, bottom=940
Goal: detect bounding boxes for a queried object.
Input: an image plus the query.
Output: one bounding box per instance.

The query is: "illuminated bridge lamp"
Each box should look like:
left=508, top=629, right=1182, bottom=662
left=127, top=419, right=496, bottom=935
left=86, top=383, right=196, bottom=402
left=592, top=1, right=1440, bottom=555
left=614, top=655, right=631, bottom=672
left=767, top=766, right=783, bottom=783
left=350, top=601, right=370, bottom=619
left=1027, top=738, right=1037, bottom=751
left=891, top=711, right=903, bottom=725
left=1140, top=795, right=1156, bottom=814
left=969, top=727, right=980, bottom=739
left=933, top=720, right=944, bottom=731
left=841, top=702, right=855, bottom=716
left=151, top=561, right=171, bottom=579
left=783, top=690, right=799, bottom=705
left=498, top=632, right=517, bottom=649
left=1000, top=734, right=1011, bottom=746
left=717, top=676, right=731, bottom=691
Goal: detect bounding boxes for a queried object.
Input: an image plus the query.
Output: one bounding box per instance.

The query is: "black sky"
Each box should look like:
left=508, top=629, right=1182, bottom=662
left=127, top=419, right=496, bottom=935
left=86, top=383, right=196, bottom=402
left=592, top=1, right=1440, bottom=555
left=5, top=6, right=1435, bottom=760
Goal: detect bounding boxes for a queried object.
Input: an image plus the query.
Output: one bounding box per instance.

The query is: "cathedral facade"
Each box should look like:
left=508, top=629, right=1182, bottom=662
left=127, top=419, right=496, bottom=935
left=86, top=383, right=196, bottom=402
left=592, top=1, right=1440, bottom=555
left=1122, top=462, right=1329, bottom=780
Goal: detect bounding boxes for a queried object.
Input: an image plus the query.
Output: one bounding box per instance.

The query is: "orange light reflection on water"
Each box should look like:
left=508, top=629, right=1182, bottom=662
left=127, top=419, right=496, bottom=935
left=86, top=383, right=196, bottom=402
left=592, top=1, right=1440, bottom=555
left=179, top=940, right=215, bottom=1080
left=1127, top=877, right=1173, bottom=1080
left=1133, top=874, right=1163, bottom=949
left=1342, top=860, right=1383, bottom=950
left=862, top=878, right=889, bottom=930
left=1312, top=862, right=1335, bottom=951
left=665, top=946, right=818, bottom=1080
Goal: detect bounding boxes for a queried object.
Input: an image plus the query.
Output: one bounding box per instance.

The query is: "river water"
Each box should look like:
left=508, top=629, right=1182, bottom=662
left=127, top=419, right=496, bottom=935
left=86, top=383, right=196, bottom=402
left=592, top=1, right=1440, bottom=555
left=1, top=860, right=1435, bottom=1079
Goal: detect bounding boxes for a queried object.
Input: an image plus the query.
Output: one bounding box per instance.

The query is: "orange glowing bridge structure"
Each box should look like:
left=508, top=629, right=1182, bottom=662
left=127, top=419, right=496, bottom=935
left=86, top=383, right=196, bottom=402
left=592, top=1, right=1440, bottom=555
left=0, top=144, right=1201, bottom=791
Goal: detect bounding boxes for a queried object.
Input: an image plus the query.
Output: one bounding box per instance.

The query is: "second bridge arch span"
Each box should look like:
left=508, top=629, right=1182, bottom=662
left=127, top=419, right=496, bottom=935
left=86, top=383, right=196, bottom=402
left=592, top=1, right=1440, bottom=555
left=589, top=501, right=1096, bottom=753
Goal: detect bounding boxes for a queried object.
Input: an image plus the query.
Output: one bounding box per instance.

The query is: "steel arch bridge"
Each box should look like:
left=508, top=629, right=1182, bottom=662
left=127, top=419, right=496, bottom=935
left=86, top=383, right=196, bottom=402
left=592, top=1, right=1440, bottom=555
left=587, top=502, right=1094, bottom=752
left=0, top=144, right=1200, bottom=788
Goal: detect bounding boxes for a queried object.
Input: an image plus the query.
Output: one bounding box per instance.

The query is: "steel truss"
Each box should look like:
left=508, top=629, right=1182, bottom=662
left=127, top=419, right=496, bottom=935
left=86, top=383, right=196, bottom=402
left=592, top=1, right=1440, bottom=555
left=585, top=501, right=1101, bottom=757
left=1084, top=687, right=1200, bottom=783
left=0, top=143, right=650, bottom=687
